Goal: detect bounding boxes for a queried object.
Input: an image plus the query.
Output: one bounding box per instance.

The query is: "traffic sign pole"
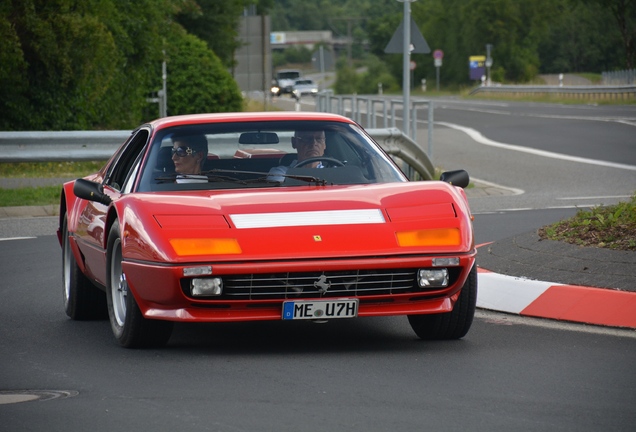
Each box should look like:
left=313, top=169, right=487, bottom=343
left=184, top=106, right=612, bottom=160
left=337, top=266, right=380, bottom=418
left=433, top=50, right=443, bottom=92
left=400, top=0, right=414, bottom=138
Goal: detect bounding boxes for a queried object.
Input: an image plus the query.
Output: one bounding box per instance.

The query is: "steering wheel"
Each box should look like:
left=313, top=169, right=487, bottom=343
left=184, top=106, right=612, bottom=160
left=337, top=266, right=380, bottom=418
left=294, top=157, right=345, bottom=168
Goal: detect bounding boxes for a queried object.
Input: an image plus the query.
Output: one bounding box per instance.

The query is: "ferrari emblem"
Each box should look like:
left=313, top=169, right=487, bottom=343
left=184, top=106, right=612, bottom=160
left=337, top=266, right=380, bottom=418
left=314, top=275, right=331, bottom=294
left=313, top=235, right=322, bottom=242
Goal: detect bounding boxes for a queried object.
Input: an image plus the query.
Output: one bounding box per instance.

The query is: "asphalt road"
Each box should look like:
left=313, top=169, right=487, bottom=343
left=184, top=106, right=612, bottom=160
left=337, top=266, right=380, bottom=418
left=1, top=99, right=635, bottom=431
left=1, top=231, right=635, bottom=432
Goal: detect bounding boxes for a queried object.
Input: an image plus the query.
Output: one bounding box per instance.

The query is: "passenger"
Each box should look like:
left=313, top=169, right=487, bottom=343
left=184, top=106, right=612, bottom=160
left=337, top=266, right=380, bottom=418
left=268, top=130, right=326, bottom=182
left=171, top=134, right=208, bottom=182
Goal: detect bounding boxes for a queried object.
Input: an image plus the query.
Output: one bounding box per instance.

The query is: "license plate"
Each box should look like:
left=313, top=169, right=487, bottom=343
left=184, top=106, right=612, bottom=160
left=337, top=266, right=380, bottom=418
left=282, top=299, right=358, bottom=320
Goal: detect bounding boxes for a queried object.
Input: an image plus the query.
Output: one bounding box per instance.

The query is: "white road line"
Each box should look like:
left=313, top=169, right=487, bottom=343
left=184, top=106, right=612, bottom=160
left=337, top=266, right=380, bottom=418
left=0, top=237, right=36, bottom=241
left=557, top=195, right=633, bottom=200
left=436, top=105, right=636, bottom=125
left=471, top=176, right=525, bottom=195
left=437, top=121, right=636, bottom=171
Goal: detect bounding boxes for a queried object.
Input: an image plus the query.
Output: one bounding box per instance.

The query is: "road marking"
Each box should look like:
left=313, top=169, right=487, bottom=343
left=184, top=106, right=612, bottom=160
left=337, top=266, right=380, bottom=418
left=437, top=121, right=636, bottom=171
left=435, top=104, right=636, bottom=126
left=472, top=176, right=525, bottom=195
left=0, top=237, right=36, bottom=241
left=557, top=195, right=633, bottom=200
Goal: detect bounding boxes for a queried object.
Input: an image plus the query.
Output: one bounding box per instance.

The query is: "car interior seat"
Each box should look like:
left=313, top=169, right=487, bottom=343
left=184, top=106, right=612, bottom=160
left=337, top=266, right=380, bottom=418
left=155, top=146, right=175, bottom=174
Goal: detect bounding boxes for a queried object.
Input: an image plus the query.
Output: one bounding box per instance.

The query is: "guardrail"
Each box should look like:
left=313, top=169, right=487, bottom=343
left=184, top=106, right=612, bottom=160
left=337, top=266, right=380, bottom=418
left=0, top=127, right=435, bottom=181
left=0, top=130, right=131, bottom=162
left=315, top=92, right=435, bottom=158
left=470, top=84, right=636, bottom=100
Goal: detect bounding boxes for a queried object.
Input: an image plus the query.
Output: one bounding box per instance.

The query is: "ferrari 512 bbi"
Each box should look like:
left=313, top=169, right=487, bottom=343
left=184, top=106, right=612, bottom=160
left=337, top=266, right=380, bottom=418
left=59, top=112, right=477, bottom=348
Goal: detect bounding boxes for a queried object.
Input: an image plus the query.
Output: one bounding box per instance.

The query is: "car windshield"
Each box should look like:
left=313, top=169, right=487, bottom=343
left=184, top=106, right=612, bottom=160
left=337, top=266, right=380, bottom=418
left=277, top=71, right=300, bottom=80
left=137, top=120, right=406, bottom=192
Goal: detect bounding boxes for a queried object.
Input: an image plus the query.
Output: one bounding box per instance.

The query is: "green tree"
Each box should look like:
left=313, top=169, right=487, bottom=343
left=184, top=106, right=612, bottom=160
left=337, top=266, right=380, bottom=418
left=356, top=55, right=399, bottom=94
left=580, top=0, right=636, bottom=69
left=0, top=0, right=247, bottom=130
left=175, top=0, right=254, bottom=68
left=539, top=1, right=623, bottom=73
left=0, top=0, right=121, bottom=129
left=164, top=29, right=243, bottom=115
left=334, top=58, right=359, bottom=94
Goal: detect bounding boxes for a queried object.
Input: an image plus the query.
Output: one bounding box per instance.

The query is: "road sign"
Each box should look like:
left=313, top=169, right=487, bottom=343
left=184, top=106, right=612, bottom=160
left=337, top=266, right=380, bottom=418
left=433, top=49, right=444, bottom=60
left=384, top=17, right=431, bottom=54
left=469, top=55, right=486, bottom=80
left=434, top=58, right=442, bottom=67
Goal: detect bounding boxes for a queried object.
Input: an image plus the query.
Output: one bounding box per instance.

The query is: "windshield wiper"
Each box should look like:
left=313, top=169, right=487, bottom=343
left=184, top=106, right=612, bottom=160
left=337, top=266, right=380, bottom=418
left=156, top=169, right=327, bottom=186
left=207, top=169, right=327, bottom=185
left=155, top=172, right=247, bottom=184
left=278, top=173, right=327, bottom=185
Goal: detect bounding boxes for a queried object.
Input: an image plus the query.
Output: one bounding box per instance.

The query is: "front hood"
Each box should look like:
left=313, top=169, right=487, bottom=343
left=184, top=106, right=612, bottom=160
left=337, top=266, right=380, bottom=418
left=118, top=183, right=473, bottom=263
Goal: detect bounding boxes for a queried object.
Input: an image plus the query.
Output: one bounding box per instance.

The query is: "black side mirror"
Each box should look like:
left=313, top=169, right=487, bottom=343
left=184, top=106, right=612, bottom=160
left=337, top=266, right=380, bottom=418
left=439, top=170, right=469, bottom=188
left=73, top=178, right=112, bottom=205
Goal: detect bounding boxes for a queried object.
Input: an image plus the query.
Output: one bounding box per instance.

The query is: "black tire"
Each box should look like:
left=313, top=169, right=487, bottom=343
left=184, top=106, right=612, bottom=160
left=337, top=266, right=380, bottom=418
left=62, top=214, right=107, bottom=320
left=408, top=265, right=477, bottom=340
left=106, top=221, right=173, bottom=348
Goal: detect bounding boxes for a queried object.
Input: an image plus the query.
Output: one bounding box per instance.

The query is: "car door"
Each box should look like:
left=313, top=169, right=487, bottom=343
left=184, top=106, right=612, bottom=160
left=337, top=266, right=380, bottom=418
left=74, top=128, right=150, bottom=286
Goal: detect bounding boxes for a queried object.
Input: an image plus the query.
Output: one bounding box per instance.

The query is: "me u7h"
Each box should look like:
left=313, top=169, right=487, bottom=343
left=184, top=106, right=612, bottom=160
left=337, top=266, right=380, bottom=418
left=58, top=112, right=477, bottom=348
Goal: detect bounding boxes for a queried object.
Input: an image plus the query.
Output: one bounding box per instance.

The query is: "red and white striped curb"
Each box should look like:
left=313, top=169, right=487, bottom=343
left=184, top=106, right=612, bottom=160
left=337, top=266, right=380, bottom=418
left=477, top=268, right=636, bottom=329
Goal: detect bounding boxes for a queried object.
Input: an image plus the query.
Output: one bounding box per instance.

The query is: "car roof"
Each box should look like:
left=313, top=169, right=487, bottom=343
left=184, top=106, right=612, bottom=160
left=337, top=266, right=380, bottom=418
left=147, top=112, right=356, bottom=130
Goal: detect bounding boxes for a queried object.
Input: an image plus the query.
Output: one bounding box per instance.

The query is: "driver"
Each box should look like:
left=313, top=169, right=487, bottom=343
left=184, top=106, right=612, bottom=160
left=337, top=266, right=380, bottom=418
left=268, top=130, right=326, bottom=182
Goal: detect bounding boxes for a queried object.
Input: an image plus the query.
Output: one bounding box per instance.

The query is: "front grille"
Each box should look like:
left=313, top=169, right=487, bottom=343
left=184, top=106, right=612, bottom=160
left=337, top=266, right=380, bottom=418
left=220, top=269, right=419, bottom=300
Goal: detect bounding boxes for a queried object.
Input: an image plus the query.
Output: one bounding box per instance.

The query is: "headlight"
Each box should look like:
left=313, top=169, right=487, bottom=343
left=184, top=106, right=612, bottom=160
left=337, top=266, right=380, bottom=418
left=191, top=278, right=223, bottom=296
left=418, top=269, right=449, bottom=288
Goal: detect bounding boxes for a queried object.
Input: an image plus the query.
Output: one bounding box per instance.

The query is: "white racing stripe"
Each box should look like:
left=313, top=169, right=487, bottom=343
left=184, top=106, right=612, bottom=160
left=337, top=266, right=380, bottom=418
left=230, top=209, right=385, bottom=229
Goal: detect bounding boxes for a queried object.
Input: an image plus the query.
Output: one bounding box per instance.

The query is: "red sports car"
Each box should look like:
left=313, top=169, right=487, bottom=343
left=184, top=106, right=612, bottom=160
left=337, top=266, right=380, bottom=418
left=58, top=112, right=476, bottom=348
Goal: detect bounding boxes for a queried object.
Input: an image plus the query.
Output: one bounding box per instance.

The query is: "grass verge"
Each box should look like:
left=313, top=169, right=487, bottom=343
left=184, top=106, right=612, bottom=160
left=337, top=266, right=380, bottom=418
left=538, top=194, right=636, bottom=251
left=0, top=162, right=105, bottom=207
left=0, top=161, right=105, bottom=178
left=0, top=185, right=61, bottom=207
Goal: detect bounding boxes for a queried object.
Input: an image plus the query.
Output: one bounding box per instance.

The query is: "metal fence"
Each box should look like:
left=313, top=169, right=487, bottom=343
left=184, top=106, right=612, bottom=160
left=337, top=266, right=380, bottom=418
left=602, top=69, right=635, bottom=85
left=469, top=84, right=636, bottom=100
left=315, top=92, right=435, bottom=158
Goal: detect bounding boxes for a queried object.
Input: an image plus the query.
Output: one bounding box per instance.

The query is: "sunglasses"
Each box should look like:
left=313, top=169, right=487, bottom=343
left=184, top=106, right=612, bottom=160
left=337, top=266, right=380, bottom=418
left=295, top=135, right=325, bottom=145
left=171, top=146, right=197, bottom=157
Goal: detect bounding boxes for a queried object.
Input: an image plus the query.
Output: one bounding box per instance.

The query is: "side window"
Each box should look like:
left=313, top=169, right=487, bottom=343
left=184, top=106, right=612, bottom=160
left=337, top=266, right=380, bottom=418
left=121, top=159, right=141, bottom=194
left=105, top=129, right=150, bottom=191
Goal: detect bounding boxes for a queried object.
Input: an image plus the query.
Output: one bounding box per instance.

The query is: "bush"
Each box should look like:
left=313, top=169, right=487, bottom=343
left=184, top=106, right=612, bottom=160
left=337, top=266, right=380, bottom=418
left=539, top=194, right=636, bottom=251
left=334, top=59, right=359, bottom=95
left=165, top=30, right=243, bottom=115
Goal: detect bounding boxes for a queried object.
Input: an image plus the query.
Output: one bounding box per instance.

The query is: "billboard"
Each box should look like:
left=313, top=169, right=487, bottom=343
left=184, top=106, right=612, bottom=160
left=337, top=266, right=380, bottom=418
left=469, top=56, right=486, bottom=80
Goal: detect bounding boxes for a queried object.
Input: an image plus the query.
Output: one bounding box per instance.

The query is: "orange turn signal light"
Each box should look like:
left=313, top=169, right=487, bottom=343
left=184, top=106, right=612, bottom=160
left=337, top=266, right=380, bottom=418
left=170, top=238, right=242, bottom=256
left=396, top=228, right=461, bottom=247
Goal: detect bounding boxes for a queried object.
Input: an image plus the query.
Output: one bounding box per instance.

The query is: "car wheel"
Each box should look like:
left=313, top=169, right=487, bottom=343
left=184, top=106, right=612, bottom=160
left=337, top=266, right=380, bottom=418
left=106, top=221, right=173, bottom=348
left=62, top=214, right=107, bottom=320
left=408, top=265, right=477, bottom=340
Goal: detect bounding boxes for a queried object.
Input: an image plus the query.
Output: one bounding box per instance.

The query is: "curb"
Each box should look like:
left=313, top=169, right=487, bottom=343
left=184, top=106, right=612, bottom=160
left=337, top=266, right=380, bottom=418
left=477, top=267, right=636, bottom=330
left=0, top=205, right=58, bottom=219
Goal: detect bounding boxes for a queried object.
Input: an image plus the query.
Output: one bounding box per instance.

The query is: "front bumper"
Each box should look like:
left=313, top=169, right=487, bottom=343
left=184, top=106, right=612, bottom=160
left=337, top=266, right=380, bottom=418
left=122, top=253, right=476, bottom=322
